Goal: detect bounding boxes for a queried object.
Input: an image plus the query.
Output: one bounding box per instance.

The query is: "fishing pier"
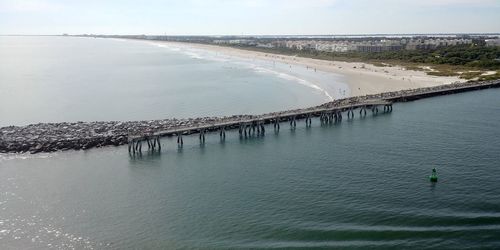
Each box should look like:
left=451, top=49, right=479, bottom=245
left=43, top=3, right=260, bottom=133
left=127, top=100, right=392, bottom=154
left=128, top=79, right=500, bottom=155
left=1, top=79, right=499, bottom=154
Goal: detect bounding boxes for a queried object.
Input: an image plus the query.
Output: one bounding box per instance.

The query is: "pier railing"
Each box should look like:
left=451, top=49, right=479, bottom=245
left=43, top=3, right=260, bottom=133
left=128, top=79, right=500, bottom=154
left=127, top=99, right=392, bottom=153
left=2, top=79, right=498, bottom=154
left=130, top=99, right=390, bottom=138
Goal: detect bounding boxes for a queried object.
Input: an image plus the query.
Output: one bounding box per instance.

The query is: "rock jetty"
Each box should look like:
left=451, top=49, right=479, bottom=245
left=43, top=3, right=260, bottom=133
left=1, top=79, right=499, bottom=154
left=0, top=116, right=252, bottom=154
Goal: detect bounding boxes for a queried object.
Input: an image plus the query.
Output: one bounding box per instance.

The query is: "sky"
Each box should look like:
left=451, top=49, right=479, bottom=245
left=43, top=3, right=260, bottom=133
left=0, top=0, right=499, bottom=35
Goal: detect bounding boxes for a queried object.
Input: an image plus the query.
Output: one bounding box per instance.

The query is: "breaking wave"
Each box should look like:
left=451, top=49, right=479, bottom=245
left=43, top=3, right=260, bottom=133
left=149, top=41, right=336, bottom=101
left=251, top=66, right=334, bottom=101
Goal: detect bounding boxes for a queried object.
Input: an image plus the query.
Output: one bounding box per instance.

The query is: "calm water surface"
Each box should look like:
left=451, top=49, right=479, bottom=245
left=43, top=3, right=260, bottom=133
left=0, top=36, right=347, bottom=127
left=1, top=89, right=500, bottom=249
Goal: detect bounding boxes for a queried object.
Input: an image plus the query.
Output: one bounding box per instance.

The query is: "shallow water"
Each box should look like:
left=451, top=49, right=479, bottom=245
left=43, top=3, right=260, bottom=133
left=0, top=36, right=347, bottom=127
left=1, top=88, right=500, bottom=249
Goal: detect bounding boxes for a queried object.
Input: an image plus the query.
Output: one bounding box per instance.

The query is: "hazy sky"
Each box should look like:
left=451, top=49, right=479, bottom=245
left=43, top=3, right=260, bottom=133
left=1, top=0, right=499, bottom=35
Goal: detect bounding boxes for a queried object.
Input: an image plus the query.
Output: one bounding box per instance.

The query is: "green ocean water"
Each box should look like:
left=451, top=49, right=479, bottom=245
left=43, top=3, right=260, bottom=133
left=1, top=88, right=500, bottom=249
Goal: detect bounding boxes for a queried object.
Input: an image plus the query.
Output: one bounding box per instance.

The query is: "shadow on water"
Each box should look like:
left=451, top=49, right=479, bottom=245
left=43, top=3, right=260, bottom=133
left=430, top=181, right=437, bottom=192
left=198, top=143, right=207, bottom=156
left=238, top=133, right=266, bottom=146
left=127, top=150, right=164, bottom=170
left=218, top=139, right=226, bottom=149
left=305, top=125, right=313, bottom=135
left=128, top=150, right=162, bottom=161
left=127, top=111, right=394, bottom=160
left=126, top=111, right=394, bottom=163
left=177, top=145, right=184, bottom=154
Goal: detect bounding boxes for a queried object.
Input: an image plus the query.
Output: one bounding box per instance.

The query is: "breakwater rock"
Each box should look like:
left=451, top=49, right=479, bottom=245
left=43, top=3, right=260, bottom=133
left=1, top=80, right=499, bottom=154
left=0, top=116, right=252, bottom=154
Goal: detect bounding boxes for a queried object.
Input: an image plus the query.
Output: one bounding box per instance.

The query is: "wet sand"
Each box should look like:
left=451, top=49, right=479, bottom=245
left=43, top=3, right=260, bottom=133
left=153, top=41, right=465, bottom=97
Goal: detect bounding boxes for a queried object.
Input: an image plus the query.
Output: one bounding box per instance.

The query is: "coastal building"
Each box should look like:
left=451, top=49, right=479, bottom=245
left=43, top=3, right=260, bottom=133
left=271, top=40, right=288, bottom=48
left=406, top=38, right=472, bottom=50
left=208, top=36, right=476, bottom=53
left=485, top=39, right=500, bottom=47
left=256, top=43, right=274, bottom=48
left=355, top=40, right=404, bottom=52
left=213, top=39, right=256, bottom=46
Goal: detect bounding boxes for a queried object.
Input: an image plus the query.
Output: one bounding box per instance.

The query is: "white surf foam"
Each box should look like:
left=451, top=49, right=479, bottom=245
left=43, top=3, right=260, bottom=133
left=251, top=65, right=334, bottom=101
left=0, top=153, right=57, bottom=163
left=148, top=41, right=337, bottom=101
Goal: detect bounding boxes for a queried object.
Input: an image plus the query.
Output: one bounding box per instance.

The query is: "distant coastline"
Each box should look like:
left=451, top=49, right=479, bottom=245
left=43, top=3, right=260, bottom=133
left=1, top=36, right=497, bottom=154
left=87, top=34, right=500, bottom=97
left=143, top=39, right=347, bottom=101
left=143, top=39, right=466, bottom=97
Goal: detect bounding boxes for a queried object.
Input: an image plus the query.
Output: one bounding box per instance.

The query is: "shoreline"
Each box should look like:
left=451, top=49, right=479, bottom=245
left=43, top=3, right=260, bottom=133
left=143, top=39, right=349, bottom=101
left=1, top=79, right=499, bottom=154
left=147, top=40, right=466, bottom=97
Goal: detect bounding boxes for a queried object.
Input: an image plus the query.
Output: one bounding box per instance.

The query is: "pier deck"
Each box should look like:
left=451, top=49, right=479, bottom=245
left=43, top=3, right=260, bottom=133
left=128, top=79, right=500, bottom=154
left=130, top=99, right=390, bottom=140
left=385, top=79, right=500, bottom=102
left=129, top=100, right=392, bottom=140
left=2, top=80, right=499, bottom=154
left=128, top=99, right=392, bottom=153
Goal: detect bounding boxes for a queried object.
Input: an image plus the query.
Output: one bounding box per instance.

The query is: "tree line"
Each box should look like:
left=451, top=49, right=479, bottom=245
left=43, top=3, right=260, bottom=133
left=237, top=44, right=500, bottom=70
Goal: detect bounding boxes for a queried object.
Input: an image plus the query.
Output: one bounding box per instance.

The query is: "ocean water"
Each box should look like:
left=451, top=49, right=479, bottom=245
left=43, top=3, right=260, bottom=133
left=0, top=36, right=348, bottom=127
left=1, top=37, right=500, bottom=249
left=1, top=88, right=500, bottom=249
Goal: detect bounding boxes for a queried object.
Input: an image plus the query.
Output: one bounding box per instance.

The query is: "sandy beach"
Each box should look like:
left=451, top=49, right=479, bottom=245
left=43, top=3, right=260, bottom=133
left=152, top=41, right=465, bottom=97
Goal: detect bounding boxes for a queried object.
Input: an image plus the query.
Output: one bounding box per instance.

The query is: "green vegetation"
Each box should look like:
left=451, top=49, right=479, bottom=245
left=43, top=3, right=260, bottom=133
left=399, top=64, right=422, bottom=71
left=427, top=71, right=459, bottom=77
left=371, top=62, right=389, bottom=67
left=478, top=72, right=500, bottom=81
left=459, top=71, right=484, bottom=79
left=229, top=44, right=500, bottom=80
left=339, top=45, right=500, bottom=70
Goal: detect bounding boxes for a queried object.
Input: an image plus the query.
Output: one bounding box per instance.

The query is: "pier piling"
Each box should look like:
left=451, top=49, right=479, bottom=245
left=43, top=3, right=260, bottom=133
left=273, top=118, right=280, bottom=132
left=177, top=134, right=183, bottom=146
left=126, top=99, right=394, bottom=156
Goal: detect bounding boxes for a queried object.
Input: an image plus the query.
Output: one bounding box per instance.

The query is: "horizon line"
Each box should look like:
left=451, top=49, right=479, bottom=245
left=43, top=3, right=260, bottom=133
left=1, top=32, right=500, bottom=37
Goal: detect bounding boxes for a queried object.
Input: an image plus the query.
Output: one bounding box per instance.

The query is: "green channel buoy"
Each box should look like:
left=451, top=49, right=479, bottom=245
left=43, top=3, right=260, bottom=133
left=429, top=168, right=438, bottom=182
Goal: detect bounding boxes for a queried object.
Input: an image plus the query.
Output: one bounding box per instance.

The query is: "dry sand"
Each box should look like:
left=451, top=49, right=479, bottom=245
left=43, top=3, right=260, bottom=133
left=153, top=41, right=465, bottom=97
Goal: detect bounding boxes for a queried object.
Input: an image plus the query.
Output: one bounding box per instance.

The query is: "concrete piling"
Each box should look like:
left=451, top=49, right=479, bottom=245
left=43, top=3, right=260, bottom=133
left=220, top=126, right=226, bottom=139
left=199, top=129, right=206, bottom=143
left=305, top=114, right=312, bottom=126
left=274, top=118, right=280, bottom=132
left=13, top=79, right=500, bottom=155
left=177, top=134, right=183, bottom=146
left=127, top=99, right=394, bottom=157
